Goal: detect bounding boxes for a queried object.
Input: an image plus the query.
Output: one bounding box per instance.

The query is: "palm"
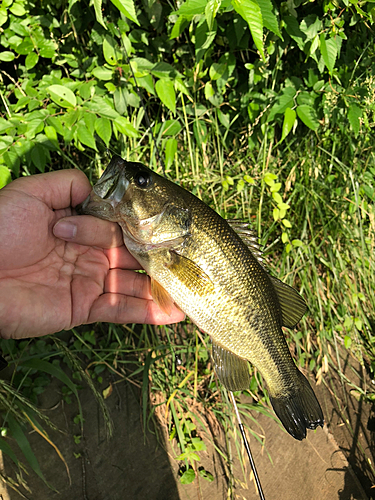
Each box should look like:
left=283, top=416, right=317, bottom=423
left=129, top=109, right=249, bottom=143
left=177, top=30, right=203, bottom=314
left=0, top=175, right=108, bottom=337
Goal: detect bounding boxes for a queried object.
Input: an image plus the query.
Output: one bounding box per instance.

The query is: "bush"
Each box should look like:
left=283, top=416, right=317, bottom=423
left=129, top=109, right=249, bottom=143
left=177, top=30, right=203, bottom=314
left=0, top=0, right=374, bottom=186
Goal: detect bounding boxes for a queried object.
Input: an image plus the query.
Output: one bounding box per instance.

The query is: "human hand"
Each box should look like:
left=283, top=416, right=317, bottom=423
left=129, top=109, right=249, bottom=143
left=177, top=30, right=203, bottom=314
left=0, top=170, right=184, bottom=339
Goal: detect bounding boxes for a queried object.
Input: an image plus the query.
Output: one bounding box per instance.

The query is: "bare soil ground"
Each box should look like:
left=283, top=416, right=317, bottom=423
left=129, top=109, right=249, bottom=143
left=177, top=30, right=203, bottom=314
left=0, top=346, right=373, bottom=500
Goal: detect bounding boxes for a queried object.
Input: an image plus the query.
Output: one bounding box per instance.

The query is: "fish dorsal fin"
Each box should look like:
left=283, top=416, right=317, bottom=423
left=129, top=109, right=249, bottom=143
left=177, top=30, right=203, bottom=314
left=226, top=219, right=263, bottom=264
left=151, top=278, right=174, bottom=316
left=226, top=220, right=307, bottom=328
left=270, top=275, right=307, bottom=328
left=167, top=252, right=215, bottom=296
left=211, top=341, right=251, bottom=392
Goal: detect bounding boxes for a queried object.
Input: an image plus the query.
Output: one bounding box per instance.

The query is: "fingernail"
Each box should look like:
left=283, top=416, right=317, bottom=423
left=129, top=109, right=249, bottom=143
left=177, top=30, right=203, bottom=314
left=53, top=220, right=77, bottom=240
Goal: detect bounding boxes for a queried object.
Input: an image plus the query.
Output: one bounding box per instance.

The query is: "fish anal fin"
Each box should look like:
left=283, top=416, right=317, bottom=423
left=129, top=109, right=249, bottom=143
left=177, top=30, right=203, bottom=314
left=151, top=278, right=174, bottom=316
left=212, top=341, right=250, bottom=392
left=167, top=252, right=215, bottom=296
left=270, top=276, right=307, bottom=328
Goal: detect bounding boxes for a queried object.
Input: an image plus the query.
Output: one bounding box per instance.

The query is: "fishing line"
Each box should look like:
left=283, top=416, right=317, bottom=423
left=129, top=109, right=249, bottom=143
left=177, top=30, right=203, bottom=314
left=118, top=25, right=265, bottom=497
left=229, top=391, right=266, bottom=500
left=118, top=28, right=165, bottom=175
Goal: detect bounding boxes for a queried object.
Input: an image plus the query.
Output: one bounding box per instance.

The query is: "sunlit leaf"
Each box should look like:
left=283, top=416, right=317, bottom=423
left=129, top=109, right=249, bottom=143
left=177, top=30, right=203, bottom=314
left=93, top=0, right=106, bottom=28
left=0, top=166, right=11, bottom=188
left=110, top=0, right=139, bottom=25
left=155, top=79, right=176, bottom=113
left=77, top=123, right=97, bottom=150
left=255, top=0, right=282, bottom=38
left=296, top=104, right=319, bottom=131
left=280, top=107, right=296, bottom=142
left=25, top=52, right=38, bottom=69
left=92, top=66, right=113, bottom=81
left=103, top=35, right=118, bottom=66
left=165, top=138, right=177, bottom=169
left=319, top=34, right=337, bottom=75
left=0, top=51, right=15, bottom=61
left=48, top=85, right=77, bottom=108
left=232, top=0, right=265, bottom=60
left=347, top=104, right=361, bottom=136
left=180, top=468, right=196, bottom=484
left=114, top=116, right=140, bottom=137
left=95, top=117, right=112, bottom=146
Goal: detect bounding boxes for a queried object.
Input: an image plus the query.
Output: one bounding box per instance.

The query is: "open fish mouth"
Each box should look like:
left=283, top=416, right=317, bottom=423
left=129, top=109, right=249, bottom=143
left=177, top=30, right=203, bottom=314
left=76, top=156, right=131, bottom=218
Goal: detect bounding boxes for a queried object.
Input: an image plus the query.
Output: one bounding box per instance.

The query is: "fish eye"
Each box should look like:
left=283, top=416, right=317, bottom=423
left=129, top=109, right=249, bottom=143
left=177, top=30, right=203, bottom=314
left=134, top=171, right=152, bottom=188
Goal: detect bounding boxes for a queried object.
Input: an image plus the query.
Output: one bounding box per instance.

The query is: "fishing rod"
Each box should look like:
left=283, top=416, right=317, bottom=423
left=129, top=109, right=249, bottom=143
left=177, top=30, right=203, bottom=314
left=119, top=28, right=265, bottom=499
left=229, top=391, right=266, bottom=500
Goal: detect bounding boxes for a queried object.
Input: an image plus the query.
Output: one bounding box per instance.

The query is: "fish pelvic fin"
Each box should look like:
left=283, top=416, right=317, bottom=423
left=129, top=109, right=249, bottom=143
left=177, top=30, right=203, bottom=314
left=270, top=369, right=324, bottom=441
left=212, top=342, right=251, bottom=392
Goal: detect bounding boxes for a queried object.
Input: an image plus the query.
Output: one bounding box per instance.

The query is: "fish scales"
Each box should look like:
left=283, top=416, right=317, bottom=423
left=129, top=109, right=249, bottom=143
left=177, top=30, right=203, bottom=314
left=151, top=198, right=296, bottom=394
left=78, top=155, right=324, bottom=440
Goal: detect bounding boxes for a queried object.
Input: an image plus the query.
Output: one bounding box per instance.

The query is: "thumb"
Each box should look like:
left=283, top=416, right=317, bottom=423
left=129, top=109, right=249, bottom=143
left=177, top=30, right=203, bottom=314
left=53, top=215, right=123, bottom=249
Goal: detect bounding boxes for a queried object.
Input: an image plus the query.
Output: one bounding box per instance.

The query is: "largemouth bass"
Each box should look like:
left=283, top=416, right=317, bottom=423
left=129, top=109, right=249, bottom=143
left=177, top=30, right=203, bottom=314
left=79, top=155, right=324, bottom=440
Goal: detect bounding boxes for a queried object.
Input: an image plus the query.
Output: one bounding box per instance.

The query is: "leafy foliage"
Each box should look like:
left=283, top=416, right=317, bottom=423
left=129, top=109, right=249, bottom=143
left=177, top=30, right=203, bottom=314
left=0, top=0, right=374, bottom=184
left=1, top=0, right=375, bottom=494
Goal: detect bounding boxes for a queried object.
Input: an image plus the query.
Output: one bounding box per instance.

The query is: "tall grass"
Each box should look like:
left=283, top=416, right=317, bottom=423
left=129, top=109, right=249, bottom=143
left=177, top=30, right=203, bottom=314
left=1, top=98, right=374, bottom=495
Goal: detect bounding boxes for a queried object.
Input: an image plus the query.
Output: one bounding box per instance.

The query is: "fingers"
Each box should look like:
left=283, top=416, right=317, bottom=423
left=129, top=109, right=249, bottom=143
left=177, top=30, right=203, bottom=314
left=53, top=215, right=124, bottom=249
left=105, top=269, right=152, bottom=297
left=11, top=169, right=92, bottom=210
left=104, top=247, right=141, bottom=270
left=88, top=293, right=185, bottom=325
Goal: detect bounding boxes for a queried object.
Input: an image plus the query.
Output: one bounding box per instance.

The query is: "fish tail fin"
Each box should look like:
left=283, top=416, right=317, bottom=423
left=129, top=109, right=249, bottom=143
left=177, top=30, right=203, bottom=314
left=269, top=370, right=324, bottom=440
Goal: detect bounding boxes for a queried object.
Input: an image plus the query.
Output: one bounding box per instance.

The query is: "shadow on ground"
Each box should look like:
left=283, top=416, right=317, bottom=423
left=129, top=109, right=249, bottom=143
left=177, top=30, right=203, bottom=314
left=0, top=376, right=181, bottom=500
left=0, top=348, right=372, bottom=500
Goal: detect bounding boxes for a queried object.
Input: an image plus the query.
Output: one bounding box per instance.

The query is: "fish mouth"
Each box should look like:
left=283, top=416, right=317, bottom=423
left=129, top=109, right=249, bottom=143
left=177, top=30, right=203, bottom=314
left=93, top=155, right=130, bottom=203
left=76, top=156, right=130, bottom=220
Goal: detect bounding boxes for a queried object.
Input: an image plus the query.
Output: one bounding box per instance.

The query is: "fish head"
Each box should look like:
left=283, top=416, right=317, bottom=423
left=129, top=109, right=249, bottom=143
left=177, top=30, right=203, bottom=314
left=78, top=155, right=191, bottom=246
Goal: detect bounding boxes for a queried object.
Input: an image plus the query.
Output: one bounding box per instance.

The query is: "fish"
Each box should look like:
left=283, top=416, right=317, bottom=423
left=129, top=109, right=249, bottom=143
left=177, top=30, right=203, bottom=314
left=78, top=155, right=324, bottom=440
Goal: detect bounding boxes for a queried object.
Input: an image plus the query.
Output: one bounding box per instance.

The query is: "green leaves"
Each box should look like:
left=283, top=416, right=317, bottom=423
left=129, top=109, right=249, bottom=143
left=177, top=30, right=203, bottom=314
left=0, top=51, right=15, bottom=61
left=256, top=0, right=282, bottom=39
left=77, top=123, right=97, bottom=150
left=319, top=34, right=338, bottom=75
left=347, top=104, right=362, bottom=136
left=103, top=35, right=122, bottom=66
left=232, top=0, right=265, bottom=60
left=93, top=0, right=139, bottom=27
left=180, top=468, right=195, bottom=484
left=280, top=107, right=296, bottom=143
left=110, top=0, right=139, bottom=25
left=48, top=85, right=77, bottom=108
left=155, top=79, right=176, bottom=114
left=95, top=117, right=112, bottom=146
left=0, top=166, right=11, bottom=188
left=7, top=415, right=48, bottom=484
left=296, top=105, right=319, bottom=131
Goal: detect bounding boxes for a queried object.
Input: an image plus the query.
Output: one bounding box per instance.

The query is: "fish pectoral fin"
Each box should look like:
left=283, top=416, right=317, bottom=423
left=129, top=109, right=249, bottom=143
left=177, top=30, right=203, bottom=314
left=270, top=276, right=307, bottom=328
left=167, top=252, right=215, bottom=296
left=211, top=342, right=250, bottom=392
left=151, top=278, right=174, bottom=316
